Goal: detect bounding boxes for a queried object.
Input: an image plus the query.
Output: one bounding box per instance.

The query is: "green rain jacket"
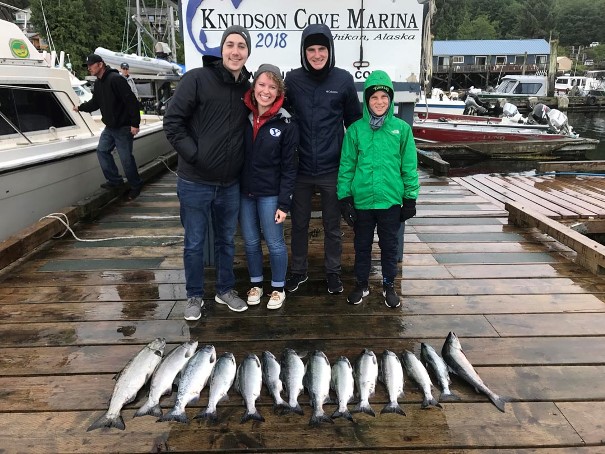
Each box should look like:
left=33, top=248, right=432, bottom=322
left=337, top=70, right=419, bottom=210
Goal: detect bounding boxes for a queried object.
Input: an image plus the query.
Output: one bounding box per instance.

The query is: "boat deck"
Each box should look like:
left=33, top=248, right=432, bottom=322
left=1, top=169, right=605, bottom=453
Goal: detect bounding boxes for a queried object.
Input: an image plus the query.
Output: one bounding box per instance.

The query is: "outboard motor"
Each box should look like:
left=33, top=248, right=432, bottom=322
left=546, top=109, right=574, bottom=136
left=463, top=92, right=488, bottom=115
left=527, top=103, right=550, bottom=125
left=501, top=102, right=524, bottom=123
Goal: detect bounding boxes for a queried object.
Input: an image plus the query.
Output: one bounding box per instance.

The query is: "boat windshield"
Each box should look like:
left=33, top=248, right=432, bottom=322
left=496, top=79, right=516, bottom=93
left=0, top=84, right=75, bottom=136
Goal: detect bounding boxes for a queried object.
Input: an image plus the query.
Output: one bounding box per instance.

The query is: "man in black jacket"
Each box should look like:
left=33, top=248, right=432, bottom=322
left=75, top=53, right=143, bottom=200
left=163, top=25, right=252, bottom=319
left=284, top=24, right=362, bottom=295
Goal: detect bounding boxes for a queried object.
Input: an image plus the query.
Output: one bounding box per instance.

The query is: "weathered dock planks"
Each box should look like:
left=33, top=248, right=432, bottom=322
left=1, top=169, right=605, bottom=453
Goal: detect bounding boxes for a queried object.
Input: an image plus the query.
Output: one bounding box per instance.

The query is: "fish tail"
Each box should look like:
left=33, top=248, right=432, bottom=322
left=439, top=391, right=461, bottom=402
left=158, top=408, right=189, bottom=424
left=287, top=402, right=304, bottom=415
left=353, top=401, right=376, bottom=417
left=193, top=408, right=218, bottom=423
left=331, top=409, right=354, bottom=421
left=240, top=409, right=264, bottom=424
left=421, top=397, right=442, bottom=409
left=380, top=401, right=406, bottom=416
left=490, top=394, right=508, bottom=413
left=133, top=402, right=163, bottom=418
left=309, top=412, right=334, bottom=427
left=87, top=412, right=125, bottom=431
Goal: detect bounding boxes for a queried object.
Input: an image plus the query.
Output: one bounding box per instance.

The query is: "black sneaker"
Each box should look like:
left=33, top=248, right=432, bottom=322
left=285, top=273, right=308, bottom=293
left=327, top=273, right=344, bottom=294
left=383, top=285, right=401, bottom=308
left=127, top=187, right=141, bottom=200
left=347, top=283, right=369, bottom=305
left=100, top=181, right=125, bottom=189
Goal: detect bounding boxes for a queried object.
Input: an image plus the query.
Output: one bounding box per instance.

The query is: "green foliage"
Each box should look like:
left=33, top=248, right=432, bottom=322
left=457, top=14, right=499, bottom=40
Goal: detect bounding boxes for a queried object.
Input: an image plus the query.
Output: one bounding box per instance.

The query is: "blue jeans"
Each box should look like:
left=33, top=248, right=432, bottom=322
left=239, top=195, right=287, bottom=287
left=353, top=205, right=400, bottom=285
left=177, top=177, right=240, bottom=297
left=97, top=126, right=143, bottom=188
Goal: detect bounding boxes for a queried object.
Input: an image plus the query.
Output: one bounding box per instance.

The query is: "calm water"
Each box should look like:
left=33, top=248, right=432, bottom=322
left=447, top=110, right=605, bottom=176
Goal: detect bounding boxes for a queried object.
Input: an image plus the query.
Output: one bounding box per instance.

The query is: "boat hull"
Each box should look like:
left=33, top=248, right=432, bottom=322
left=0, top=120, right=172, bottom=242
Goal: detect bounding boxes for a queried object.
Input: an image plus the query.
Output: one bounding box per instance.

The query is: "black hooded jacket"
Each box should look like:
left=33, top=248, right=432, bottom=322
left=79, top=66, right=140, bottom=129
left=284, top=24, right=362, bottom=177
left=163, top=57, right=251, bottom=185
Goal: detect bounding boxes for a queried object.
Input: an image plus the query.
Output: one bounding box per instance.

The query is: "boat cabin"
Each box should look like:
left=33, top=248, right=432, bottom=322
left=554, top=75, right=587, bottom=95
left=491, top=75, right=548, bottom=97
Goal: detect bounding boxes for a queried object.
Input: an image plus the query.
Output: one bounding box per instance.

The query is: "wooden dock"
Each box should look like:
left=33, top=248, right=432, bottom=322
left=1, top=168, right=605, bottom=453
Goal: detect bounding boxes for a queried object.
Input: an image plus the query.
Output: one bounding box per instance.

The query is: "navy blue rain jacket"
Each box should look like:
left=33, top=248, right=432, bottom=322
left=284, top=24, right=362, bottom=176
left=240, top=108, right=299, bottom=213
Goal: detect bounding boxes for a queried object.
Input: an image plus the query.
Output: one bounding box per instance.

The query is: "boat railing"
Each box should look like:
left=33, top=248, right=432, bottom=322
left=0, top=84, right=95, bottom=139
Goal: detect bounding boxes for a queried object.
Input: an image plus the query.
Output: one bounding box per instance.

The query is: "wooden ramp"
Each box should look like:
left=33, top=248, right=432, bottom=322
left=1, top=169, right=605, bottom=453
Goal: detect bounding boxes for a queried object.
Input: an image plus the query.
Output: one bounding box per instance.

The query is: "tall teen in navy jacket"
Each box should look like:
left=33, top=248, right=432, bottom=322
left=240, top=64, right=298, bottom=310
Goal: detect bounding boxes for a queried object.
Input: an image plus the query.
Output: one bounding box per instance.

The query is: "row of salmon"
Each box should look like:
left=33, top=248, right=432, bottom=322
left=87, top=331, right=507, bottom=431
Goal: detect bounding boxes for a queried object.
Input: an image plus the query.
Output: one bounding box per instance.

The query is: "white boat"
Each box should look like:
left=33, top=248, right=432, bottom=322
left=414, top=88, right=466, bottom=117
left=94, top=46, right=182, bottom=75
left=0, top=20, right=173, bottom=242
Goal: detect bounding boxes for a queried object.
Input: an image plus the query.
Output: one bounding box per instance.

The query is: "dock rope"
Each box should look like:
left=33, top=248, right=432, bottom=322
left=39, top=213, right=184, bottom=247
left=155, top=155, right=178, bottom=176
left=534, top=172, right=605, bottom=177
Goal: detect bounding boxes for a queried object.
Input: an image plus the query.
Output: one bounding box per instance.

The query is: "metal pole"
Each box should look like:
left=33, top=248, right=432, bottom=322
left=136, top=0, right=142, bottom=55
left=169, top=5, right=176, bottom=60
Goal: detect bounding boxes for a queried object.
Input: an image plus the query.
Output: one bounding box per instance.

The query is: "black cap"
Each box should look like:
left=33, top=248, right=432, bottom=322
left=304, top=33, right=330, bottom=49
left=120, top=62, right=129, bottom=69
left=365, top=84, right=394, bottom=105
left=82, top=53, right=103, bottom=67
left=220, top=25, right=251, bottom=55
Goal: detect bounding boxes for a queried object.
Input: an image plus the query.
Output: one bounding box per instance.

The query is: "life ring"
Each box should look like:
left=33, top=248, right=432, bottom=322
left=587, top=95, right=597, bottom=106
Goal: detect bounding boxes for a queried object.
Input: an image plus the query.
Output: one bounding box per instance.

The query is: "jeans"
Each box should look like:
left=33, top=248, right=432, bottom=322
left=239, top=195, right=287, bottom=287
left=97, top=126, right=143, bottom=188
left=353, top=205, right=400, bottom=285
left=177, top=177, right=240, bottom=297
left=290, top=172, right=341, bottom=275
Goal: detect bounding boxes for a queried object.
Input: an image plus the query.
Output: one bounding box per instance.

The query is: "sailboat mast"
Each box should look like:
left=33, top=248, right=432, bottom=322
left=136, top=0, right=142, bottom=55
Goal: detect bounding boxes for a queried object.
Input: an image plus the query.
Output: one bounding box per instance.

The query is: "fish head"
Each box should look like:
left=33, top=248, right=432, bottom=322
left=262, top=351, right=277, bottom=362
left=149, top=337, right=167, bottom=354
left=183, top=340, right=199, bottom=357
left=201, top=344, right=217, bottom=362
left=445, top=332, right=462, bottom=350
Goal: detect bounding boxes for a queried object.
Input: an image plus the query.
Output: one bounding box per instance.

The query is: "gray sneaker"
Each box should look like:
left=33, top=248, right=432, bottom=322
left=184, top=296, right=203, bottom=321
left=215, top=290, right=248, bottom=312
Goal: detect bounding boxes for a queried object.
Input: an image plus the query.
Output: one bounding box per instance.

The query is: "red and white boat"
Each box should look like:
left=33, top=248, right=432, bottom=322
left=413, top=113, right=599, bottom=161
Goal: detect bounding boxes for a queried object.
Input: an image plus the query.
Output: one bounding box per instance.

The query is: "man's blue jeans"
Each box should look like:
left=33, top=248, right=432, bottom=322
left=177, top=177, right=240, bottom=298
left=239, top=195, right=287, bottom=287
left=97, top=126, right=143, bottom=188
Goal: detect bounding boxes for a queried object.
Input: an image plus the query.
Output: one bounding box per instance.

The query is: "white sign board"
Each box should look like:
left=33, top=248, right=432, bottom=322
left=182, top=0, right=424, bottom=86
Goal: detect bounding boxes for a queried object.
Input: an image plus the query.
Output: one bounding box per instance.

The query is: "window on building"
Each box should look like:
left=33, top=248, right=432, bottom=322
left=0, top=85, right=75, bottom=136
left=452, top=56, right=464, bottom=64
left=515, top=55, right=525, bottom=65
left=495, top=56, right=506, bottom=65
left=437, top=56, right=449, bottom=66
left=475, top=56, right=487, bottom=66
left=536, top=55, right=547, bottom=65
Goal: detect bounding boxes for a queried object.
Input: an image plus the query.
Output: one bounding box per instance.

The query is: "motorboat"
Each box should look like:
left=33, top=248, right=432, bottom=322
left=0, top=19, right=173, bottom=242
left=94, top=46, right=182, bottom=75
left=414, top=88, right=466, bottom=117
left=413, top=103, right=599, bottom=160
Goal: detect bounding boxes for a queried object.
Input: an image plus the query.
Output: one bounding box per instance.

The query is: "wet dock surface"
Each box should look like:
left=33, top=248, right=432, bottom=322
left=1, top=169, right=605, bottom=453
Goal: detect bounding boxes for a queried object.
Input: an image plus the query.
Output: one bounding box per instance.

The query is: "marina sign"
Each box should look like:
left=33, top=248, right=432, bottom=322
left=181, top=0, right=424, bottom=85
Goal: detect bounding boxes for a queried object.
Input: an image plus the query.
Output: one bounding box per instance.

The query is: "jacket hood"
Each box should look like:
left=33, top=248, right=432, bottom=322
left=363, top=70, right=395, bottom=121
left=300, top=24, right=335, bottom=73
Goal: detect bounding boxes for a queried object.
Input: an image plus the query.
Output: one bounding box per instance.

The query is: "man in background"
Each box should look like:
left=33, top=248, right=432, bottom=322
left=75, top=53, right=143, bottom=200
left=120, top=62, right=139, bottom=99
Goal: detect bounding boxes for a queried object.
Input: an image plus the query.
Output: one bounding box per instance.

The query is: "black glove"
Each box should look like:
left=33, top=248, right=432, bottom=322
left=400, top=199, right=416, bottom=222
left=339, top=196, right=357, bottom=227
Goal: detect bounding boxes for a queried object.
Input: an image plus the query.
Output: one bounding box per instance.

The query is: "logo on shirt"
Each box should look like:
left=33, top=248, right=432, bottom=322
left=325, top=90, right=339, bottom=94
left=391, top=129, right=401, bottom=135
left=270, top=128, right=282, bottom=137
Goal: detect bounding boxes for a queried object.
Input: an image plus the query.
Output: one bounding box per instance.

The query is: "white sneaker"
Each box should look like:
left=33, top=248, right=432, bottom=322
left=267, top=290, right=285, bottom=310
left=247, top=286, right=263, bottom=305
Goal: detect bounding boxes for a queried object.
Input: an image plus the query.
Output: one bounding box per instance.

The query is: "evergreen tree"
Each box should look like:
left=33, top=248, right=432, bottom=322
left=515, top=0, right=557, bottom=39
left=457, top=14, right=499, bottom=40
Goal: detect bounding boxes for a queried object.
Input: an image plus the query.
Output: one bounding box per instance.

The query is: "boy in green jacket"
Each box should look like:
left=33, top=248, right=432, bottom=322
left=337, top=70, right=419, bottom=308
